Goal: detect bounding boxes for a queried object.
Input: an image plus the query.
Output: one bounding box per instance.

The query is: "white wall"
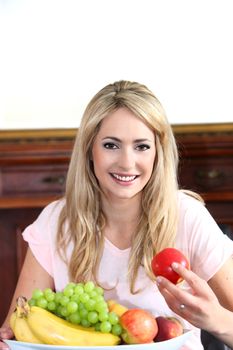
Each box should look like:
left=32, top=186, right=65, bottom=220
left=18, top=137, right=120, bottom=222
left=0, top=0, right=233, bottom=129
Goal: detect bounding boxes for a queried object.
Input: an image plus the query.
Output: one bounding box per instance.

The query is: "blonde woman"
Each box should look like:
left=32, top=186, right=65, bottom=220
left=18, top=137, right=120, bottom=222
left=1, top=81, right=233, bottom=349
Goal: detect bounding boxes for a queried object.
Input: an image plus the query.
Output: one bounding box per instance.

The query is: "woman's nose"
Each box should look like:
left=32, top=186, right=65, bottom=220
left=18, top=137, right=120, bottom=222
left=118, top=148, right=135, bottom=170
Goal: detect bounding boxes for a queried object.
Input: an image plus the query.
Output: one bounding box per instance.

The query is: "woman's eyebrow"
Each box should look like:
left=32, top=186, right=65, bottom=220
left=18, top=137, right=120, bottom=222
left=102, top=136, right=121, bottom=142
left=102, top=136, right=153, bottom=143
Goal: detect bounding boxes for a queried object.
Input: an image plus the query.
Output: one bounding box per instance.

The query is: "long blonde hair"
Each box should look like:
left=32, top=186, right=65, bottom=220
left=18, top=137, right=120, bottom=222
left=57, top=80, right=182, bottom=293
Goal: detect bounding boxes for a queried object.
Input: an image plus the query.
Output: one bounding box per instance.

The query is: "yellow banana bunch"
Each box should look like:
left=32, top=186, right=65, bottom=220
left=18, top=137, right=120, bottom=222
left=10, top=297, right=42, bottom=344
left=10, top=296, right=120, bottom=346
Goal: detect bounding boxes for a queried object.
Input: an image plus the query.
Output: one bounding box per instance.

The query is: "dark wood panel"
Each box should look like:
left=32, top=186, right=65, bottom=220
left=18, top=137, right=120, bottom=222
left=1, top=165, right=66, bottom=196
left=0, top=208, right=43, bottom=325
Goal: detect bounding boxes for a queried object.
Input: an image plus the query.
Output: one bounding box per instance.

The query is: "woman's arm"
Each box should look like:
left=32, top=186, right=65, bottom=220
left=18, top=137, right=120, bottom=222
left=156, top=259, right=233, bottom=348
left=0, top=247, right=54, bottom=349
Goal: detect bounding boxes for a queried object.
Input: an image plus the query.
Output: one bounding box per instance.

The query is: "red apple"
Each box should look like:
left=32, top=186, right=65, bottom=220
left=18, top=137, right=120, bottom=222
left=151, top=248, right=189, bottom=284
left=154, top=316, right=183, bottom=342
left=120, top=309, right=158, bottom=344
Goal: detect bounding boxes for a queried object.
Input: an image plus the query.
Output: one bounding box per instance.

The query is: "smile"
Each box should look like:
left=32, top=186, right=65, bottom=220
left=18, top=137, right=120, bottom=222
left=111, top=173, right=138, bottom=182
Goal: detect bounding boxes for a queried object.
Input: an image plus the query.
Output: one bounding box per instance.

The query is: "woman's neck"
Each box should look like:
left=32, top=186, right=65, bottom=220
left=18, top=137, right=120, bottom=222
left=101, top=195, right=142, bottom=249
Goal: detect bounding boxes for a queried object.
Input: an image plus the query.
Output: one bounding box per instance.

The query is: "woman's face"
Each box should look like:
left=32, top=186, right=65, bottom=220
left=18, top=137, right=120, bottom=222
left=92, top=107, right=156, bottom=202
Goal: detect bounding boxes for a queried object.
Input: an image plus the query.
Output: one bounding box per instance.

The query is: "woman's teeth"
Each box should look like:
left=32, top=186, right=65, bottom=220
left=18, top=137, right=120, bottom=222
left=112, top=174, right=137, bottom=182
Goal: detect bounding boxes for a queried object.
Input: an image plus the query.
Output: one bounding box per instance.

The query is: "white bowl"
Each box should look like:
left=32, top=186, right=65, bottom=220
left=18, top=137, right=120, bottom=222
left=4, top=330, right=193, bottom=350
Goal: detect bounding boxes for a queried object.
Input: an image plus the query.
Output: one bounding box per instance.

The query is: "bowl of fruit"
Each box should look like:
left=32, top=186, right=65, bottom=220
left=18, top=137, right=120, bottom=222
left=4, top=249, right=193, bottom=350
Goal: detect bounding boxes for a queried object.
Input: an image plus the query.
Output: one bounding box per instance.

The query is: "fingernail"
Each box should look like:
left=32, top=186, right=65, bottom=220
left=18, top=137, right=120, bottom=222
left=156, top=276, right=162, bottom=284
left=172, top=262, right=179, bottom=269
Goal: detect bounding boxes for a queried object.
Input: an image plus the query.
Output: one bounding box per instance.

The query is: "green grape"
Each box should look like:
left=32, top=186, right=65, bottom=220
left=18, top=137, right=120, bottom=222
left=70, top=294, right=80, bottom=303
left=28, top=298, right=36, bottom=306
left=45, top=291, right=55, bottom=302
left=54, top=291, right=63, bottom=304
left=47, top=301, right=56, bottom=311
left=89, top=290, right=97, bottom=298
left=79, top=308, right=88, bottom=319
left=56, top=305, right=63, bottom=317
left=85, top=299, right=96, bottom=311
left=69, top=312, right=81, bottom=324
left=100, top=321, right=112, bottom=333
left=93, top=294, right=104, bottom=303
left=67, top=301, right=78, bottom=314
left=36, top=297, right=48, bottom=309
left=84, top=281, right=95, bottom=293
left=29, top=281, right=124, bottom=335
left=78, top=302, right=85, bottom=310
left=74, top=284, right=84, bottom=295
left=99, top=310, right=109, bottom=322
left=32, top=288, right=44, bottom=300
left=95, top=301, right=108, bottom=313
left=94, top=322, right=101, bottom=331
left=79, top=293, right=90, bottom=304
left=63, top=286, right=74, bottom=297
left=44, top=287, right=53, bottom=295
left=108, top=311, right=119, bottom=325
left=60, top=306, right=69, bottom=317
left=87, top=311, right=98, bottom=324
left=112, top=323, right=123, bottom=336
left=60, top=295, right=70, bottom=306
left=95, top=286, right=104, bottom=295
left=77, top=282, right=84, bottom=287
left=81, top=319, right=91, bottom=328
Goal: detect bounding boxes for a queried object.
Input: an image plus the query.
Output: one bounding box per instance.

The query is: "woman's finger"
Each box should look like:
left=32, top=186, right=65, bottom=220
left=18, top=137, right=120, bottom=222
left=156, top=275, right=194, bottom=310
left=156, top=264, right=223, bottom=328
left=171, top=263, right=218, bottom=301
left=0, top=326, right=13, bottom=349
left=0, top=342, right=9, bottom=350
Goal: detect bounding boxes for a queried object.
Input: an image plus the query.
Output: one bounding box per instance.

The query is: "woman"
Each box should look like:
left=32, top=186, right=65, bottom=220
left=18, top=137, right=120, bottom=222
left=1, top=80, right=233, bottom=349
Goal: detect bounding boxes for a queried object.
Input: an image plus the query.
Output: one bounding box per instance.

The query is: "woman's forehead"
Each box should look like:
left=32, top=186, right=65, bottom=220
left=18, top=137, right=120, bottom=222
left=96, top=108, right=154, bottom=140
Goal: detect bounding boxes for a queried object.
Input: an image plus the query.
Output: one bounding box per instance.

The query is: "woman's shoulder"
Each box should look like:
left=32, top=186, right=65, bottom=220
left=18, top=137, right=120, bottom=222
left=23, top=198, right=66, bottom=244
left=176, top=189, right=217, bottom=236
left=35, top=198, right=65, bottom=225
left=177, top=190, right=205, bottom=213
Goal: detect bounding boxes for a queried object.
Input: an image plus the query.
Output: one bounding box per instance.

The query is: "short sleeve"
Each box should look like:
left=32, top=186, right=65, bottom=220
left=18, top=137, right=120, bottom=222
left=177, top=192, right=233, bottom=281
left=22, top=200, right=64, bottom=278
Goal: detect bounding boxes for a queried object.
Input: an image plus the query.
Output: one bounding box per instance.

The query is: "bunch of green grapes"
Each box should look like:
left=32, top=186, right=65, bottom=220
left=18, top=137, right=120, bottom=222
left=29, top=281, right=122, bottom=336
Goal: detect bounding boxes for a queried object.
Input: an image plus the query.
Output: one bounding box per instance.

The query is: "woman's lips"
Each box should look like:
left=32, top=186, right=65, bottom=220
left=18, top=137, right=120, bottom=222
left=111, top=173, right=138, bottom=182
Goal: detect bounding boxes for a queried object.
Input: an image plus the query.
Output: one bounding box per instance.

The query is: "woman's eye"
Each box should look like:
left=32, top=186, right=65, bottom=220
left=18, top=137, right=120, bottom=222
left=136, top=144, right=150, bottom=151
left=103, top=142, right=118, bottom=149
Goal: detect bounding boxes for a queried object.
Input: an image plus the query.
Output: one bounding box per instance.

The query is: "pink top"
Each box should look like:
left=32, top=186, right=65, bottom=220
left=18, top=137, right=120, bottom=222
left=23, top=191, right=233, bottom=349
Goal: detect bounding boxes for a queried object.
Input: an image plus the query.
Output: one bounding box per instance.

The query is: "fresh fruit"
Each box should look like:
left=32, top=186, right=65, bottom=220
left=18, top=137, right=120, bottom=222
left=151, top=247, right=190, bottom=284
left=10, top=296, right=120, bottom=346
left=120, top=308, right=158, bottom=344
left=29, top=282, right=122, bottom=336
left=9, top=297, right=42, bottom=344
left=107, top=300, right=128, bottom=317
left=154, top=316, right=183, bottom=342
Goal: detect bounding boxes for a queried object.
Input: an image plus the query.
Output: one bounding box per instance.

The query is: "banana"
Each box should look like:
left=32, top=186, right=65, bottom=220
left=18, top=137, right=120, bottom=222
left=27, top=305, right=121, bottom=346
left=9, top=298, right=42, bottom=343
left=9, top=310, right=16, bottom=331
left=12, top=297, right=120, bottom=346
left=107, top=300, right=128, bottom=317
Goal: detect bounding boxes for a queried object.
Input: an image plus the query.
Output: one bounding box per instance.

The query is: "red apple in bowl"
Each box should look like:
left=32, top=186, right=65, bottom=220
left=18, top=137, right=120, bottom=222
left=151, top=248, right=190, bottom=284
left=154, top=316, right=184, bottom=342
left=120, top=309, right=158, bottom=344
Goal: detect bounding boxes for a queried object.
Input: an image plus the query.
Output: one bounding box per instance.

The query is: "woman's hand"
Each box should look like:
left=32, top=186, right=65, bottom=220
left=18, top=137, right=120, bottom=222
left=0, top=325, right=13, bottom=349
left=156, top=262, right=226, bottom=333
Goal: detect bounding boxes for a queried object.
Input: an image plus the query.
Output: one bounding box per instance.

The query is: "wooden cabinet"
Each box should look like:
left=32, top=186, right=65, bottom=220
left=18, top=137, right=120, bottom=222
left=0, top=208, right=42, bottom=320
left=0, top=131, right=73, bottom=325
left=0, top=125, right=232, bottom=325
left=176, top=126, right=233, bottom=235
